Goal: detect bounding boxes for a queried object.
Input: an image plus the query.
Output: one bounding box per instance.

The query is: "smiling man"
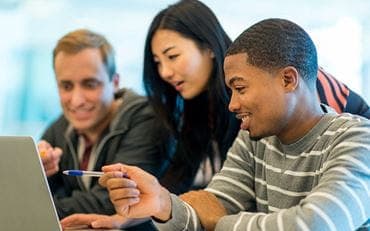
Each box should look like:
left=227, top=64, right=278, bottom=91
left=37, top=29, right=168, bottom=225
left=98, top=18, right=370, bottom=231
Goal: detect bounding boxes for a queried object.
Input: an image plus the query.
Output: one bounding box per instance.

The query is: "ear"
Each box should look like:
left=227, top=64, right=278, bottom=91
left=280, top=66, right=299, bottom=92
left=112, top=73, right=120, bottom=91
left=205, top=48, right=215, bottom=58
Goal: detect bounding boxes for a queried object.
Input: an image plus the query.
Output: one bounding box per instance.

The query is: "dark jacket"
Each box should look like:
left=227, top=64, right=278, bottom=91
left=317, top=67, right=370, bottom=118
left=42, top=89, right=168, bottom=223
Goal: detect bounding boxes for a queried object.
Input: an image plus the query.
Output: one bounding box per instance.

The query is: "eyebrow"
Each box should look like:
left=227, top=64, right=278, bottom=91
left=162, top=46, right=175, bottom=55
left=228, top=76, right=245, bottom=86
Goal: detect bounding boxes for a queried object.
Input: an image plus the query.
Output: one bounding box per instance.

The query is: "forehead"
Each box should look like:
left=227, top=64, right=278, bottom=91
left=151, top=29, right=196, bottom=52
left=54, top=48, right=107, bottom=80
left=224, top=53, right=250, bottom=85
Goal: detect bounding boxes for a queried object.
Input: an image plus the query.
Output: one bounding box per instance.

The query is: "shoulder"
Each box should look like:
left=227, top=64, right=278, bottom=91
left=321, top=113, right=370, bottom=149
left=43, top=115, right=70, bottom=135
left=41, top=115, right=70, bottom=143
left=325, top=113, right=369, bottom=130
left=112, top=88, right=156, bottom=128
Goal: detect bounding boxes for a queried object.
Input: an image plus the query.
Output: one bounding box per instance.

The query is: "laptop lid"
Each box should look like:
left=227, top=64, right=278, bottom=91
left=0, top=136, right=62, bottom=231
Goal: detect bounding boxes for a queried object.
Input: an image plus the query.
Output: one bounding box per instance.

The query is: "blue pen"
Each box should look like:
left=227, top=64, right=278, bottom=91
left=63, top=170, right=128, bottom=178
left=63, top=170, right=104, bottom=177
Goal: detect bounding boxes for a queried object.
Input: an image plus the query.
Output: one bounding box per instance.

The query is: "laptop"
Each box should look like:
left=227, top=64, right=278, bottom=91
left=0, top=136, right=62, bottom=230
left=0, top=136, right=123, bottom=231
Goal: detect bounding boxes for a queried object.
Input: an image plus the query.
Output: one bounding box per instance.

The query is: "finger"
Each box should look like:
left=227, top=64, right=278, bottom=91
left=37, top=140, right=51, bottom=150
left=102, top=163, right=125, bottom=172
left=53, top=147, right=63, bottom=157
left=106, top=178, right=137, bottom=190
left=43, top=162, right=59, bottom=176
left=42, top=158, right=56, bottom=168
left=40, top=148, right=54, bottom=161
left=91, top=214, right=127, bottom=229
left=110, top=196, right=140, bottom=212
left=60, top=214, right=94, bottom=228
left=45, top=167, right=59, bottom=177
left=109, top=188, right=140, bottom=202
left=91, top=219, right=114, bottom=229
left=99, top=171, right=127, bottom=187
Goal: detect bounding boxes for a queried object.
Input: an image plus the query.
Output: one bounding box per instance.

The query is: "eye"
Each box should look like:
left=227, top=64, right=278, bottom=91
left=235, top=86, right=246, bottom=94
left=59, top=82, right=73, bottom=91
left=82, top=79, right=101, bottom=89
left=168, top=54, right=179, bottom=60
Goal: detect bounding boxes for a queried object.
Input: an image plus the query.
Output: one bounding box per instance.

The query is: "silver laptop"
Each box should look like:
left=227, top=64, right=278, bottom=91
left=0, top=136, right=123, bottom=231
left=0, top=136, right=62, bottom=230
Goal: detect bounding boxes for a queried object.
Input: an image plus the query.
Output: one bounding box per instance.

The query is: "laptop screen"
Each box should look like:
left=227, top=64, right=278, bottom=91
left=0, top=136, right=62, bottom=230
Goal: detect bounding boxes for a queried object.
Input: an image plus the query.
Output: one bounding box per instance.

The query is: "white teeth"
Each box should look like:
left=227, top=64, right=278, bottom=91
left=242, top=117, right=246, bottom=122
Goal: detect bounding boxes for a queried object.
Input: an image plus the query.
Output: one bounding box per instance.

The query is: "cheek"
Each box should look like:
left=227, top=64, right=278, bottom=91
left=99, top=88, right=115, bottom=105
left=59, top=92, right=70, bottom=104
left=176, top=59, right=193, bottom=77
left=180, top=53, right=203, bottom=76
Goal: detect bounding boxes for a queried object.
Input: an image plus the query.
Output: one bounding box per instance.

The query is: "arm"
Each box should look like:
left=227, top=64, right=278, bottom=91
left=100, top=163, right=205, bottom=231
left=60, top=213, right=150, bottom=230
left=210, top=122, right=370, bottom=231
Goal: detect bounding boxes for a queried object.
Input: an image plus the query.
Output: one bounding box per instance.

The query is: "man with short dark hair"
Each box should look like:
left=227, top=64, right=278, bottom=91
left=99, top=18, right=370, bottom=231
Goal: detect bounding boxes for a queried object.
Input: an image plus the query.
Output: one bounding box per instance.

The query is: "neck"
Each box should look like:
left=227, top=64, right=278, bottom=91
left=278, top=94, right=324, bottom=144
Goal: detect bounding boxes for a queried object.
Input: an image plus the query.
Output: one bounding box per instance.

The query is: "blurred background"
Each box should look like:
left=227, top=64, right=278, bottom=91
left=1, top=0, right=369, bottom=140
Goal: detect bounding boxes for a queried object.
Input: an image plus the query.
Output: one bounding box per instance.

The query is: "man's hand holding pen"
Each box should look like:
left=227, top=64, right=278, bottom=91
left=99, top=163, right=172, bottom=222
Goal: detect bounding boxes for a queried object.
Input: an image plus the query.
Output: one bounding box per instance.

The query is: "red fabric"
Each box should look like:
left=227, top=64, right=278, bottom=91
left=80, top=136, right=93, bottom=170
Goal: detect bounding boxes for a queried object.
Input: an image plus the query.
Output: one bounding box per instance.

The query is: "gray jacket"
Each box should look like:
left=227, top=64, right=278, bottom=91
left=42, top=88, right=168, bottom=221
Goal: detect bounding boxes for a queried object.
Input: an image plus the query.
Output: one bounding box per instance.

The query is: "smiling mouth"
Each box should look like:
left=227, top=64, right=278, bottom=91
left=174, top=81, right=184, bottom=91
left=236, top=113, right=251, bottom=121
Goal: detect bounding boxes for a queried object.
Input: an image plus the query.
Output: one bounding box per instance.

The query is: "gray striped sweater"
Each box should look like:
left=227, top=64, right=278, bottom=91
left=155, top=112, right=370, bottom=231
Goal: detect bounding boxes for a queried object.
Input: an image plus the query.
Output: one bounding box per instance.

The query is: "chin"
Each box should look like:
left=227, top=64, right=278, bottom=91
left=71, top=121, right=93, bottom=132
left=249, top=135, right=263, bottom=141
left=248, top=131, right=264, bottom=141
left=180, top=93, right=195, bottom=100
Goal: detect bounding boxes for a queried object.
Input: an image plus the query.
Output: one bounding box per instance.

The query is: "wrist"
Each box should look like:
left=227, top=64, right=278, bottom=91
left=153, top=186, right=172, bottom=222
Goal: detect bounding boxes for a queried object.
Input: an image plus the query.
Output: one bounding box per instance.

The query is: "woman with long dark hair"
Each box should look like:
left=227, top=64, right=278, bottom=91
left=143, top=0, right=239, bottom=194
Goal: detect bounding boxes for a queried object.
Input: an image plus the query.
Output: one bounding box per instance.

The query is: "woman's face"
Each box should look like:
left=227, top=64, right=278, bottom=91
left=151, top=29, right=214, bottom=99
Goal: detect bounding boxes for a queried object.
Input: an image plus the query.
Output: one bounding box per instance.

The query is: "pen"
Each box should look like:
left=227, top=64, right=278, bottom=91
left=63, top=170, right=104, bottom=177
left=63, top=170, right=129, bottom=178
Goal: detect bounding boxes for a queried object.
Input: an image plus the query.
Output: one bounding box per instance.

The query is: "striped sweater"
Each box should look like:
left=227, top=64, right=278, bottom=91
left=155, top=112, right=370, bottom=231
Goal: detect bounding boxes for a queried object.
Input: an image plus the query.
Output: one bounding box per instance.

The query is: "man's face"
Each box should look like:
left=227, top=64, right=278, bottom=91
left=54, top=48, right=117, bottom=135
left=224, top=53, right=291, bottom=140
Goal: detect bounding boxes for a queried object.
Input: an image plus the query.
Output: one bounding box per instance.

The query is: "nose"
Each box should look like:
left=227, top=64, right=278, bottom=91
left=158, top=62, right=174, bottom=81
left=228, top=92, right=240, bottom=112
left=70, top=87, right=86, bottom=106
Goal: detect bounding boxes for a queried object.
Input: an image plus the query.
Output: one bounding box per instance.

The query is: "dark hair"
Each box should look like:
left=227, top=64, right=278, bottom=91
left=227, top=18, right=318, bottom=89
left=53, top=29, right=116, bottom=80
left=143, top=0, right=239, bottom=194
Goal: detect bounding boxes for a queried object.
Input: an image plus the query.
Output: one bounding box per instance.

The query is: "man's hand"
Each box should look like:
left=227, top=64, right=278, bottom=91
left=99, top=163, right=172, bottom=221
left=180, top=190, right=227, bottom=231
left=37, top=140, right=63, bottom=177
left=61, top=213, right=128, bottom=229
